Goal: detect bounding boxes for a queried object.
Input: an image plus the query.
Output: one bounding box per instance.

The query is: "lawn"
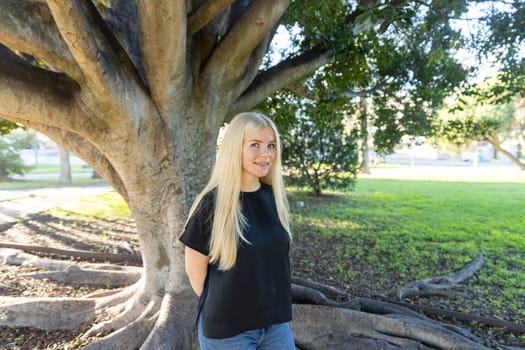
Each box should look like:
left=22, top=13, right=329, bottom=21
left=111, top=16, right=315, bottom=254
left=288, top=175, right=525, bottom=340
left=0, top=178, right=105, bottom=190
left=0, top=163, right=103, bottom=190
left=27, top=163, right=93, bottom=174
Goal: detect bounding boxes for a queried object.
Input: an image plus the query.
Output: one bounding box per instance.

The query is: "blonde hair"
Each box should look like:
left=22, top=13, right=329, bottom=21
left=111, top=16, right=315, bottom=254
left=186, top=112, right=290, bottom=270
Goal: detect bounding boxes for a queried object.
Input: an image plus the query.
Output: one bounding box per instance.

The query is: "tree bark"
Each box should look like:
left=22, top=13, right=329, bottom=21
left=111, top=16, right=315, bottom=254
left=489, top=139, right=525, bottom=170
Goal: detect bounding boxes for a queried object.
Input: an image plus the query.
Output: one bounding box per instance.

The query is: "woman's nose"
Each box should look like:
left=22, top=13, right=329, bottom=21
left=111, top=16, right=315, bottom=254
left=260, top=146, right=272, bottom=155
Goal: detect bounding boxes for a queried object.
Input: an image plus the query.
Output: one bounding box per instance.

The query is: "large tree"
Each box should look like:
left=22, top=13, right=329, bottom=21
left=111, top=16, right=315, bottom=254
left=0, top=1, right=515, bottom=349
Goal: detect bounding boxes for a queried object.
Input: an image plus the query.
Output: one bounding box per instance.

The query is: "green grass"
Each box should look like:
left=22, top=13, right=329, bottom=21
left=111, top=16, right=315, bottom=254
left=0, top=163, right=98, bottom=189
left=0, top=178, right=106, bottom=190
left=27, top=163, right=93, bottom=174
left=47, top=192, right=132, bottom=221
left=289, top=178, right=525, bottom=322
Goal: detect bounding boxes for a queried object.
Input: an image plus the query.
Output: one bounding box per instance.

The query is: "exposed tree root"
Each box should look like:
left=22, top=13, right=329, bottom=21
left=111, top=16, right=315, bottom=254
left=392, top=251, right=485, bottom=299
left=2, top=248, right=521, bottom=349
left=291, top=281, right=485, bottom=348
left=0, top=242, right=142, bottom=264
left=292, top=276, right=348, bottom=298
left=82, top=287, right=131, bottom=300
left=82, top=300, right=159, bottom=350
left=1, top=248, right=141, bottom=286
left=292, top=304, right=490, bottom=350
left=141, top=290, right=199, bottom=350
left=0, top=297, right=96, bottom=330
left=92, top=281, right=140, bottom=308
left=24, top=265, right=140, bottom=286
left=391, top=300, right=525, bottom=334
left=292, top=283, right=345, bottom=307
left=83, top=289, right=161, bottom=339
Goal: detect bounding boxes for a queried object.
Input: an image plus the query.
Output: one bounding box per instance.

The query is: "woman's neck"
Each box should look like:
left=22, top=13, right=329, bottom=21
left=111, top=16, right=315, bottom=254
left=241, top=180, right=261, bottom=192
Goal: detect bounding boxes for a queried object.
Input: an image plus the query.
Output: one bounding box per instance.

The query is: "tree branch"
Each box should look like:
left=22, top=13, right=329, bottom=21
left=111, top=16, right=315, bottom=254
left=188, top=0, right=236, bottom=36
left=96, top=0, right=144, bottom=83
left=0, top=0, right=82, bottom=80
left=137, top=1, right=189, bottom=117
left=394, top=251, right=485, bottom=300
left=46, top=0, right=145, bottom=112
left=0, top=46, right=85, bottom=131
left=488, top=140, right=525, bottom=170
left=286, top=82, right=319, bottom=100
left=47, top=127, right=129, bottom=201
left=343, top=79, right=389, bottom=98
left=0, top=114, right=127, bottom=200
left=228, top=46, right=333, bottom=115
left=203, top=0, right=289, bottom=88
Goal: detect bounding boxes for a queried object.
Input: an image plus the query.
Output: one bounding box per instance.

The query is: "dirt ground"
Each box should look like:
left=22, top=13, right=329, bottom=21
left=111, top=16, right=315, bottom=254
left=0, top=211, right=523, bottom=349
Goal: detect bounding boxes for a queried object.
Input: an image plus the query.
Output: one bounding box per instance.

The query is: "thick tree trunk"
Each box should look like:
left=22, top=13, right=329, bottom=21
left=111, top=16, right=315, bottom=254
left=99, top=104, right=221, bottom=348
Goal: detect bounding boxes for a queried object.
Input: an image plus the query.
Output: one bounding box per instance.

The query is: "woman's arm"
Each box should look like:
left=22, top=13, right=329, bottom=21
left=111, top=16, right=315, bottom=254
left=184, top=246, right=209, bottom=296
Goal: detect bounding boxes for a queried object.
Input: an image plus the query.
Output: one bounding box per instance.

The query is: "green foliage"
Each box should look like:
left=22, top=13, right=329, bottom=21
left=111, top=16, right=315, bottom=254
left=0, top=130, right=34, bottom=179
left=369, top=1, right=471, bottom=154
left=48, top=191, right=131, bottom=220
left=0, top=119, right=21, bottom=135
left=263, top=91, right=359, bottom=196
left=434, top=82, right=516, bottom=149
left=469, top=1, right=525, bottom=102
left=437, top=116, right=502, bottom=147
left=276, top=1, right=471, bottom=156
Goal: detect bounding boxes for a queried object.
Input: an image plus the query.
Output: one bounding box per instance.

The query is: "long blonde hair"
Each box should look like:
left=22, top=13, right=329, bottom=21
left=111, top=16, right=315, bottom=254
left=186, top=112, right=290, bottom=270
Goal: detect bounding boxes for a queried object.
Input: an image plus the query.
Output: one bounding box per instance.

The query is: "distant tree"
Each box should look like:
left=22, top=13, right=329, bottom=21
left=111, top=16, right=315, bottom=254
left=0, top=130, right=34, bottom=179
left=267, top=92, right=358, bottom=196
left=58, top=146, right=72, bottom=184
left=435, top=93, right=524, bottom=169
left=512, top=97, right=525, bottom=159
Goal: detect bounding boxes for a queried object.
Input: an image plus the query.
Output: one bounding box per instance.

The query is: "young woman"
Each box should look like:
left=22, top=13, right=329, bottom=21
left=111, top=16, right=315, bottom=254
left=179, top=112, right=295, bottom=349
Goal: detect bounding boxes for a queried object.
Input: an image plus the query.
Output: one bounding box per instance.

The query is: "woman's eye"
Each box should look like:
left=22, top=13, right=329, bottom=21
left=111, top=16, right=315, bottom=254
left=251, top=143, right=260, bottom=148
left=268, top=143, right=276, bottom=149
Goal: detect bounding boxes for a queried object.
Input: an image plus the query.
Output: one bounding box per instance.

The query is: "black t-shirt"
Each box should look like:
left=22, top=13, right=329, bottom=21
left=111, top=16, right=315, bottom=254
left=179, top=183, right=292, bottom=339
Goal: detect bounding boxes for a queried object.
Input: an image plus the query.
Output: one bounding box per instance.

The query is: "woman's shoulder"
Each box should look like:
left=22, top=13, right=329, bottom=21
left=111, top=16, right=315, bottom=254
left=202, top=189, right=216, bottom=201
left=191, top=189, right=216, bottom=217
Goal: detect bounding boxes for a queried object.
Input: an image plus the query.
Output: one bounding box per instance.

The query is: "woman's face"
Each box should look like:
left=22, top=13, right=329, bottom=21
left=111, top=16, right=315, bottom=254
left=241, top=127, right=277, bottom=187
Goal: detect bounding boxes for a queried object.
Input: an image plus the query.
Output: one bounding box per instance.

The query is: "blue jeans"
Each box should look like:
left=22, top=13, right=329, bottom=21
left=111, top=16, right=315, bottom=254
left=198, top=317, right=295, bottom=350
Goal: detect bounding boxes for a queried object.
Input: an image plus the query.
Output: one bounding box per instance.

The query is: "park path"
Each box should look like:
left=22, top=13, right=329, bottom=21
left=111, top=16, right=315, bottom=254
left=0, top=183, right=113, bottom=226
